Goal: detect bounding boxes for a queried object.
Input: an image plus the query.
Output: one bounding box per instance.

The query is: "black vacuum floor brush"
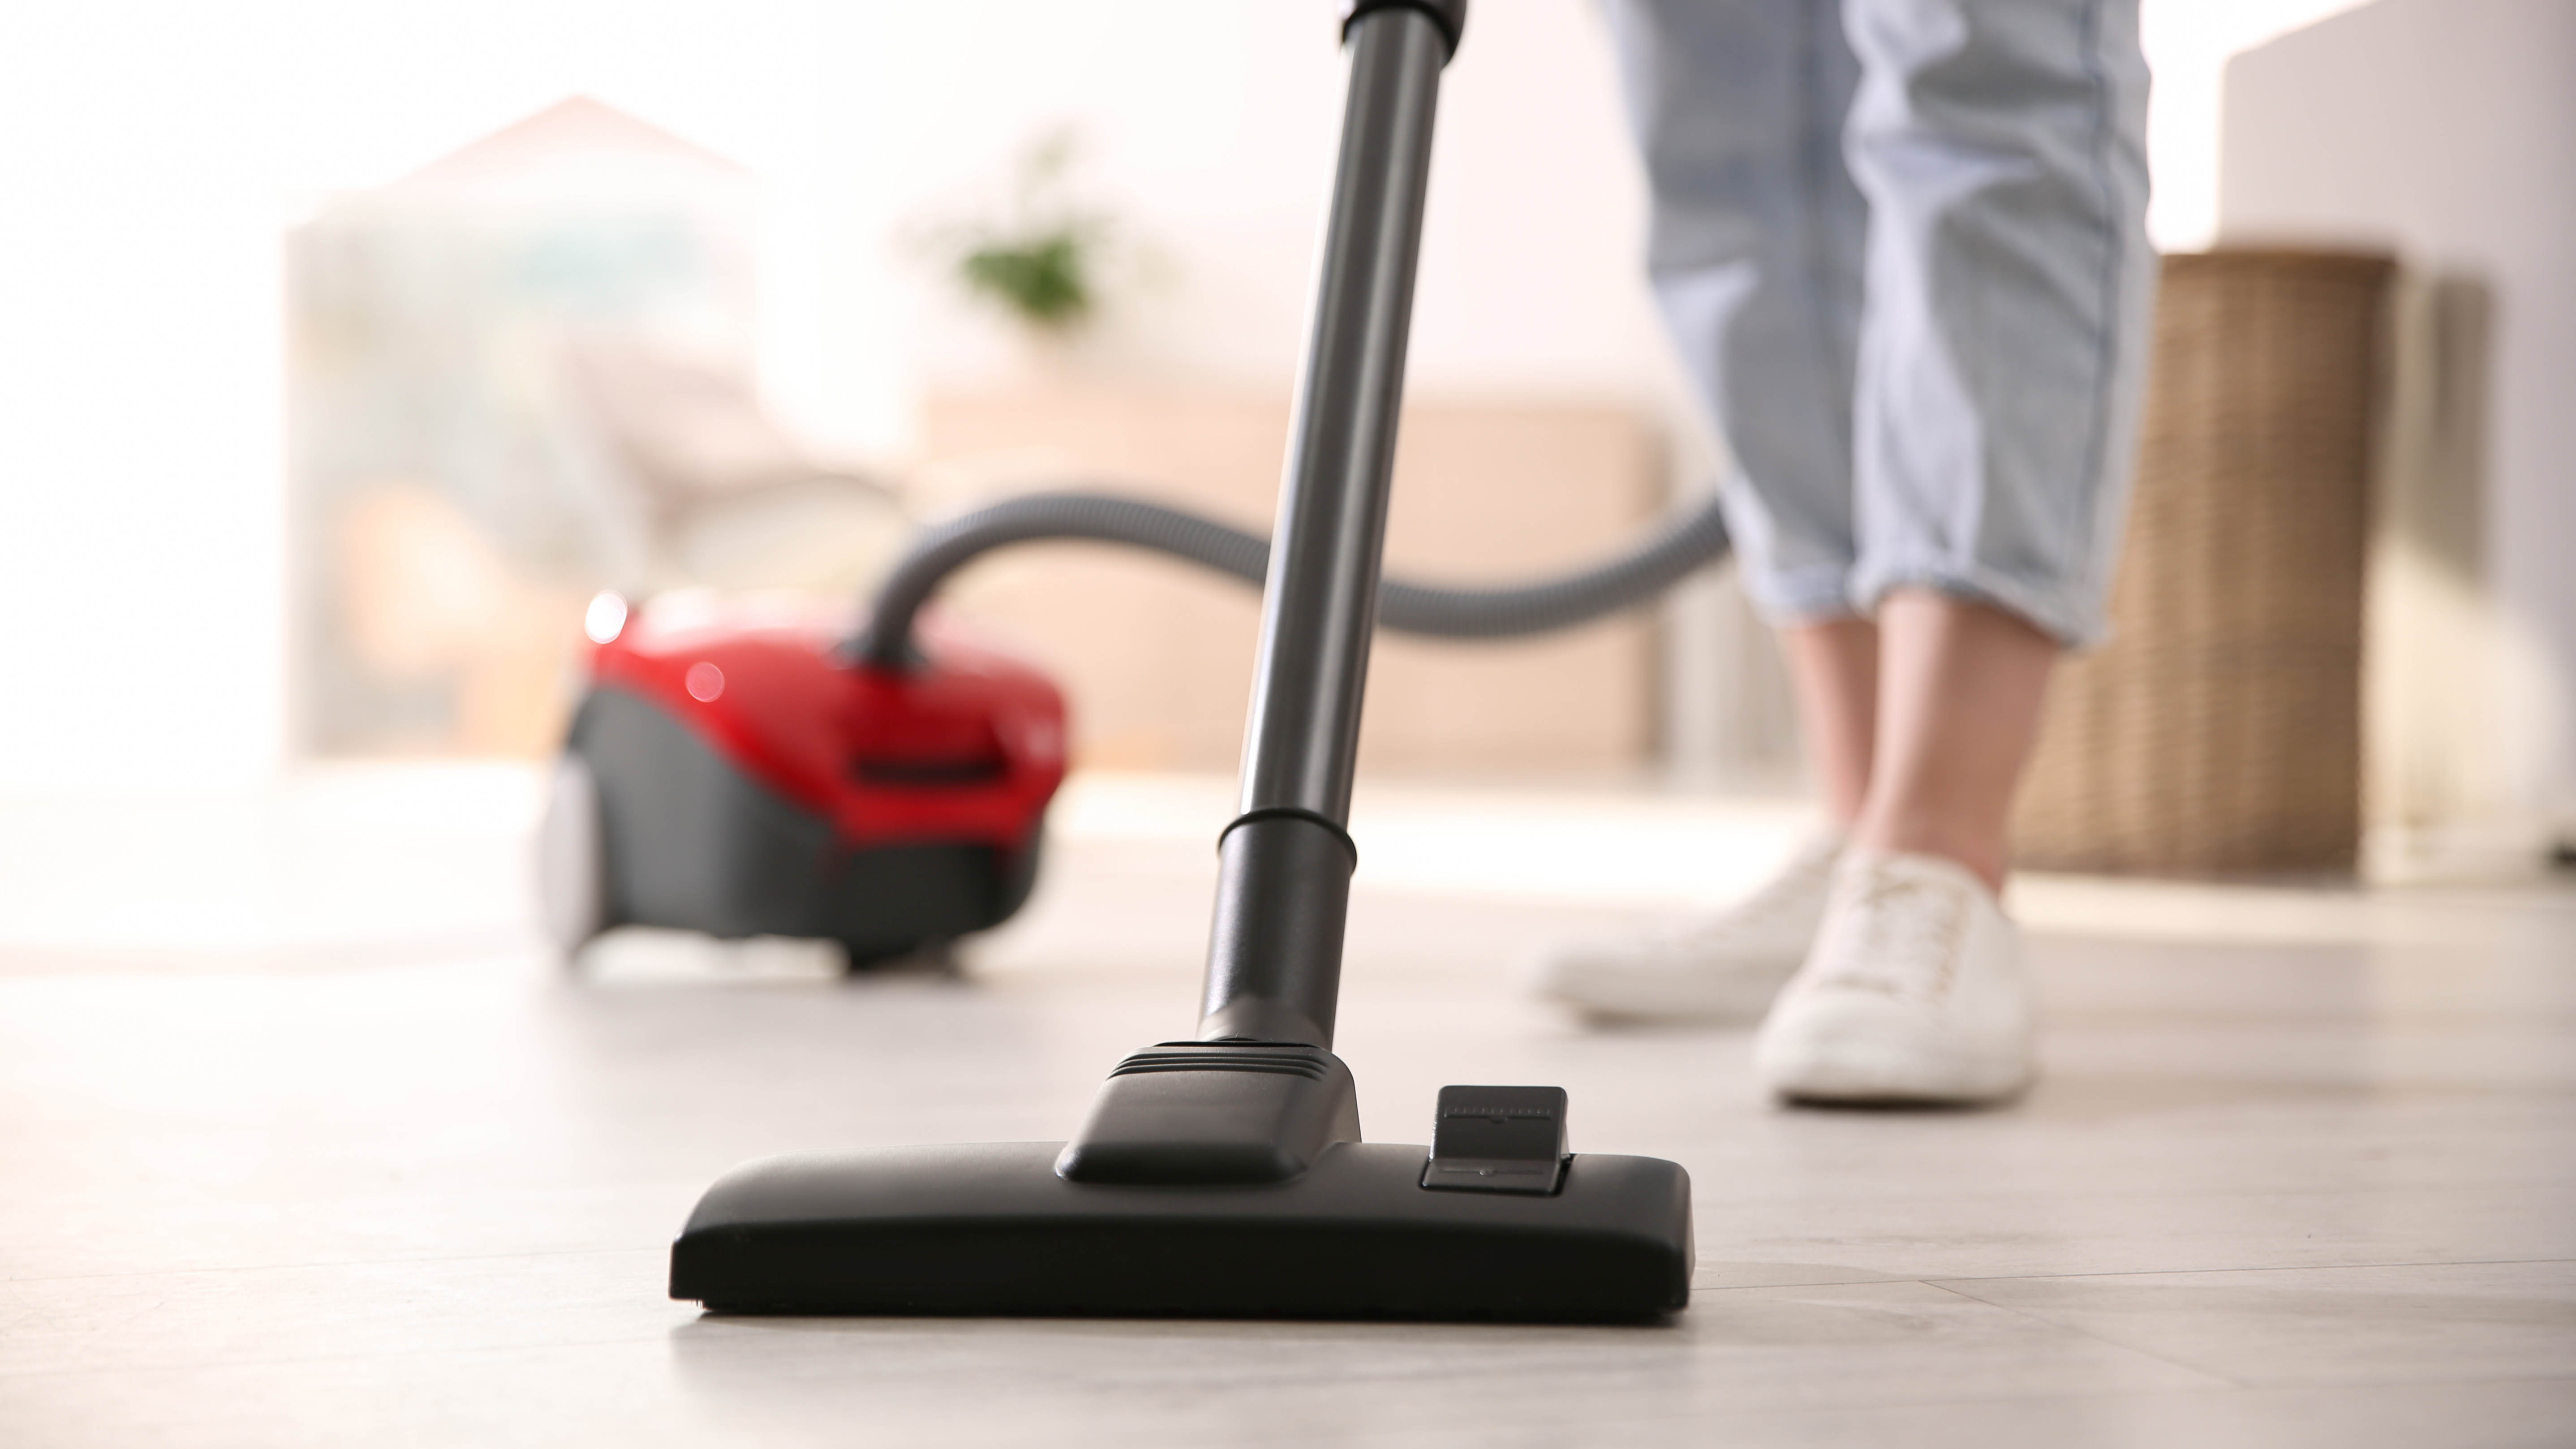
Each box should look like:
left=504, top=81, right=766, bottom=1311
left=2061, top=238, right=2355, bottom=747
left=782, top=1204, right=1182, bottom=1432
left=670, top=0, right=1694, bottom=1322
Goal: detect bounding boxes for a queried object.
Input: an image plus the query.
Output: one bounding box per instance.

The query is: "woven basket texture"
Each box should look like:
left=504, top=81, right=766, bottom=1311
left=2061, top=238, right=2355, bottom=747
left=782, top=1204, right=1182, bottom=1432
left=2013, top=249, right=2395, bottom=876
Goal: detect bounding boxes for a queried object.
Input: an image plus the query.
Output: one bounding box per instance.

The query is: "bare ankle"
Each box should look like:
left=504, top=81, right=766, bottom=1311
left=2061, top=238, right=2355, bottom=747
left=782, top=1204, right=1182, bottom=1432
left=1845, top=817, right=2008, bottom=895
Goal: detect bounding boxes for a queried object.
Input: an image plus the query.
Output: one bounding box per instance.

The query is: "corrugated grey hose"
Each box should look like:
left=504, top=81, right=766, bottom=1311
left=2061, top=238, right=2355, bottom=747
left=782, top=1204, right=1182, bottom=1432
left=852, top=488, right=1732, bottom=668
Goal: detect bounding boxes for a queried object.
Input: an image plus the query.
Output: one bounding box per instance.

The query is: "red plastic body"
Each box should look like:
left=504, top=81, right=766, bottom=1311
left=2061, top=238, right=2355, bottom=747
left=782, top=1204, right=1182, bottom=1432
left=585, top=597, right=1067, bottom=852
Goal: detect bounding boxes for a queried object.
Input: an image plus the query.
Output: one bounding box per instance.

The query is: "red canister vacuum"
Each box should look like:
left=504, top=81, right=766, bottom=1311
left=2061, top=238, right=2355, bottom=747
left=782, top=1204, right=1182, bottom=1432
left=537, top=598, right=1064, bottom=966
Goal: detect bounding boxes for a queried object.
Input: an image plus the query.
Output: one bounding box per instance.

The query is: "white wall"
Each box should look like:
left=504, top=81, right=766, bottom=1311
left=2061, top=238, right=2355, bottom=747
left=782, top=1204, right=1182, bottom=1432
left=2137, top=0, right=2373, bottom=250
left=2220, top=0, right=2576, bottom=848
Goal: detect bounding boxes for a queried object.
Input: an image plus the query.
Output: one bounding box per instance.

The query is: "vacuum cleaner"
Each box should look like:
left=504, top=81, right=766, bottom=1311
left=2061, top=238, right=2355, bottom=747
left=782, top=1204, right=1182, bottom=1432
left=614, top=0, right=1733, bottom=1319
left=539, top=603, right=1067, bottom=966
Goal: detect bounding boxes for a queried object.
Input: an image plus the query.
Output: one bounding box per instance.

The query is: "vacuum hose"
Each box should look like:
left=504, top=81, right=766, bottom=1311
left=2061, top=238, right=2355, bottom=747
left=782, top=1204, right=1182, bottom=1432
left=854, top=486, right=1732, bottom=667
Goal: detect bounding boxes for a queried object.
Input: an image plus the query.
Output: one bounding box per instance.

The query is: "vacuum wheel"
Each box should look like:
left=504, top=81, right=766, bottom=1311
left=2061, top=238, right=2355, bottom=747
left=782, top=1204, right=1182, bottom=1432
left=536, top=752, right=609, bottom=959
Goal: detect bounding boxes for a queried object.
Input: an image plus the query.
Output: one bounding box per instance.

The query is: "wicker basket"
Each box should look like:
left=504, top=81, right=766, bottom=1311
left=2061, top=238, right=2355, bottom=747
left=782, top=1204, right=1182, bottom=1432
left=2012, top=249, right=2395, bottom=876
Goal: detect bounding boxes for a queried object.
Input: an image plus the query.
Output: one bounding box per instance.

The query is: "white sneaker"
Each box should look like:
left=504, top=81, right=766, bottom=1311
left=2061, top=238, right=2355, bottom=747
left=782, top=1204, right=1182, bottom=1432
left=1531, top=832, right=1845, bottom=1023
left=1753, top=850, right=2035, bottom=1105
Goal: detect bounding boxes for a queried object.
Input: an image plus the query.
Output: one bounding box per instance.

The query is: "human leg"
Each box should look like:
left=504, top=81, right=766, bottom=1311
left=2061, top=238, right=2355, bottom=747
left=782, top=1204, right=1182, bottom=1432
left=1850, top=590, right=2059, bottom=891
left=1753, top=0, right=2154, bottom=1103
left=1534, top=0, right=1870, bottom=1023
left=1824, top=0, right=2153, bottom=885
left=1782, top=616, right=1881, bottom=829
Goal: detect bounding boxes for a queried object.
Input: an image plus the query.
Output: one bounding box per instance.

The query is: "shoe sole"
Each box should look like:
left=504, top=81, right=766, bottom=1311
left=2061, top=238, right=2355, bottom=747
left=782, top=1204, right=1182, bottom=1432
left=1536, top=967, right=1800, bottom=1027
left=1759, top=1040, right=2032, bottom=1108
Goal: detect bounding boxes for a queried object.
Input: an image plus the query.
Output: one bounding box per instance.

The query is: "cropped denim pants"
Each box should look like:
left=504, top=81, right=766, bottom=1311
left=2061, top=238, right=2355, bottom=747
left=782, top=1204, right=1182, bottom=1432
left=1606, top=0, right=2155, bottom=646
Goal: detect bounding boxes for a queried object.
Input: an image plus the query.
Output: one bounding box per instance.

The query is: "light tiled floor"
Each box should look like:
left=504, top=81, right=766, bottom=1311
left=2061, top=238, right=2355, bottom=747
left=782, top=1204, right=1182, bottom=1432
left=3, top=768, right=2572, bottom=1447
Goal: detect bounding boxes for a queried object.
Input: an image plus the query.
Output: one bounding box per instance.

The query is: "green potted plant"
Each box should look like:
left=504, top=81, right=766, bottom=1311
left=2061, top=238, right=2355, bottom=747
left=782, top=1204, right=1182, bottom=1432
left=942, top=128, right=1114, bottom=348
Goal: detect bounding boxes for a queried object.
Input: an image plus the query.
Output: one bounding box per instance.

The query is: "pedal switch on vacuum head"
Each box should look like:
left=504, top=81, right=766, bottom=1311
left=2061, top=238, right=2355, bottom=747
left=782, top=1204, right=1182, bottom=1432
left=1421, top=1085, right=1570, bottom=1195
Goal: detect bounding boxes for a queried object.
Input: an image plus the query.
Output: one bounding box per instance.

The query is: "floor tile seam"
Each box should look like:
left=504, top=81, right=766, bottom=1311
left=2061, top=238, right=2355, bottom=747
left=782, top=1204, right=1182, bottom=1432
left=0, top=1244, right=669, bottom=1286
left=0, top=943, right=547, bottom=981
left=1927, top=1277, right=2576, bottom=1390
left=0, top=1343, right=2171, bottom=1398
left=1690, top=1273, right=1917, bottom=1292
left=1916, top=1278, right=2250, bottom=1389
left=1496, top=1376, right=2437, bottom=1438
left=1916, top=1255, right=2576, bottom=1286
left=2173, top=1366, right=2576, bottom=1393
left=1692, top=1181, right=2576, bottom=1209
left=1183, top=1377, right=2345, bottom=1447
left=0, top=1326, right=703, bottom=1384
left=1687, top=1188, right=2576, bottom=1218
left=1686, top=1174, right=2576, bottom=1208
left=6, top=1354, right=2574, bottom=1418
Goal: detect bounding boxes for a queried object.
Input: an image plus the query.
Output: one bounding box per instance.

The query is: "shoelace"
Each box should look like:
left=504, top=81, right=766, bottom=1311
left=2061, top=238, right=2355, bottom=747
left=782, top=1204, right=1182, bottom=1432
left=1805, top=866, right=1970, bottom=1003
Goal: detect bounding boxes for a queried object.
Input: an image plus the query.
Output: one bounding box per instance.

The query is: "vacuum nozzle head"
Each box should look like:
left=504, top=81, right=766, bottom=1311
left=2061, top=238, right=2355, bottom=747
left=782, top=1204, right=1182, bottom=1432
left=671, top=1139, right=1691, bottom=1321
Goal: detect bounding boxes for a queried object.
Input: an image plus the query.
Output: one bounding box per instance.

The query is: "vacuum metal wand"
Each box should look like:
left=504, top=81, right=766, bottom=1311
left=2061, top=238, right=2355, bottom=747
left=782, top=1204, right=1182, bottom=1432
left=1195, top=2, right=1452, bottom=1049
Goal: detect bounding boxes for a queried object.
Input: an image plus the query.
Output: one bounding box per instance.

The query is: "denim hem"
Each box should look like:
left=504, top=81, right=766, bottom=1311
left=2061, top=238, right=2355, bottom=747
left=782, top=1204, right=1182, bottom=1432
left=1737, top=560, right=1866, bottom=627
left=1846, top=557, right=2107, bottom=649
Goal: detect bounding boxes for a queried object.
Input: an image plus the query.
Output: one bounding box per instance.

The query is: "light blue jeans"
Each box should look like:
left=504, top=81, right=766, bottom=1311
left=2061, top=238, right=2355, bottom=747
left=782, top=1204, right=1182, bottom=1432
left=1606, top=0, right=2155, bottom=646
